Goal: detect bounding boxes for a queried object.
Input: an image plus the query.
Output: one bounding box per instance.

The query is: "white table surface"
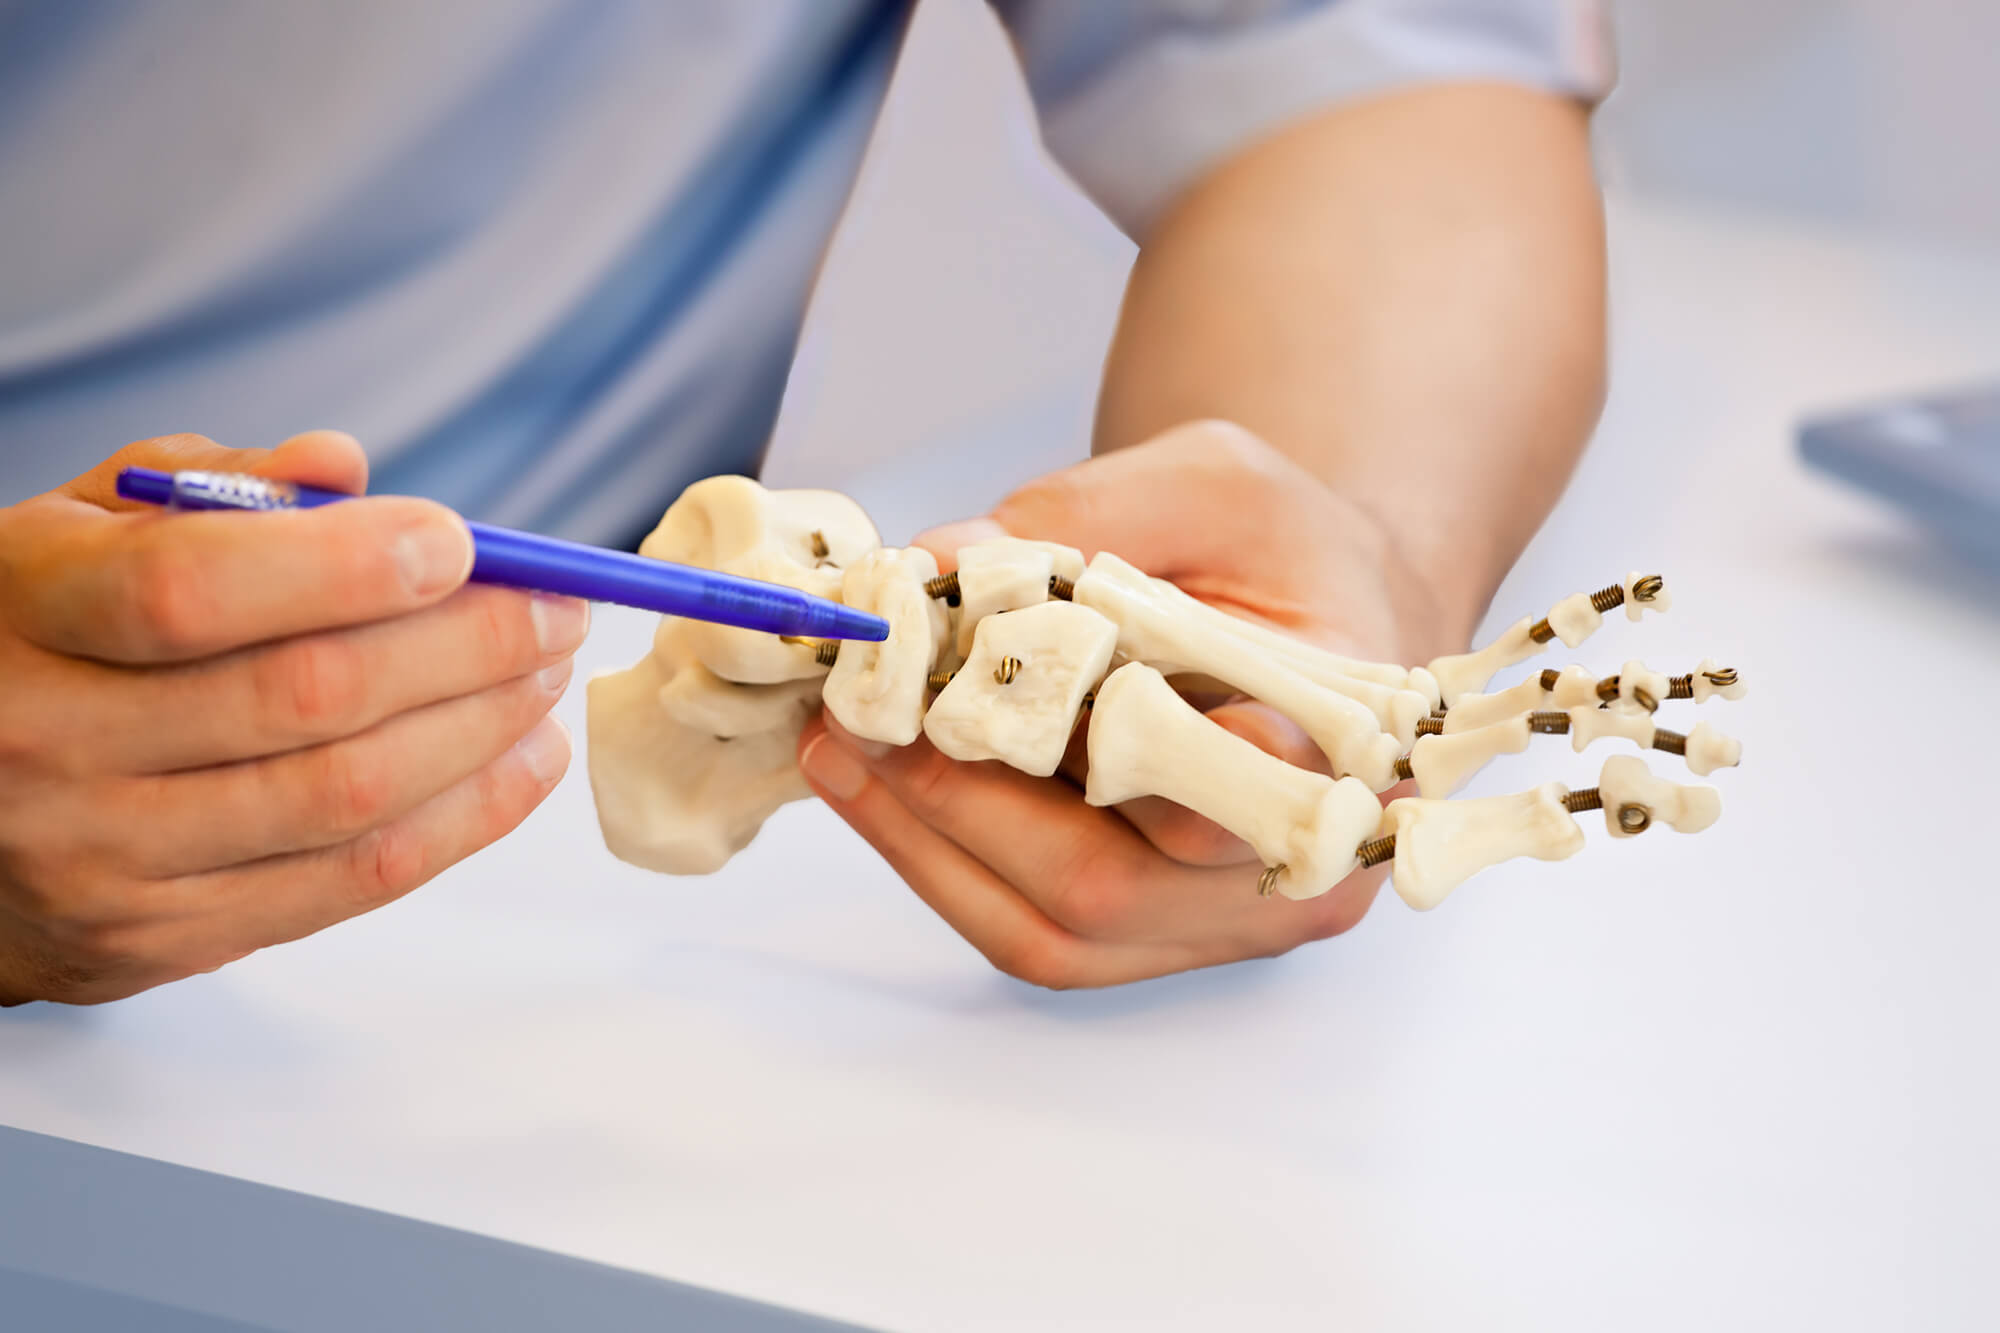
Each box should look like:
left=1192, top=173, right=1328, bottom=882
left=4, top=196, right=1996, bottom=1331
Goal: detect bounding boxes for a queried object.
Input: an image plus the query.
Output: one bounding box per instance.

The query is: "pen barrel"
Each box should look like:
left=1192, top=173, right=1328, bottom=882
left=466, top=523, right=811, bottom=635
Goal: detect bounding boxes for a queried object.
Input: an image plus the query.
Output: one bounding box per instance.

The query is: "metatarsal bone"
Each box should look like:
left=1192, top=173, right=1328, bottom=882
left=1380, top=783, right=1585, bottom=911
left=1443, top=676, right=1549, bottom=733
left=1406, top=716, right=1533, bottom=799
left=638, top=475, right=879, bottom=684
left=823, top=547, right=944, bottom=747
left=1597, top=754, right=1720, bottom=837
left=1085, top=663, right=1383, bottom=901
left=1078, top=552, right=1429, bottom=698
left=1426, top=618, right=1541, bottom=708
left=924, top=601, right=1117, bottom=776
left=1074, top=554, right=1402, bottom=789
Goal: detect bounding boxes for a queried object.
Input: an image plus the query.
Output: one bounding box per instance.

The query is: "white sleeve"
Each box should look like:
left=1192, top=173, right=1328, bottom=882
left=990, top=0, right=1616, bottom=237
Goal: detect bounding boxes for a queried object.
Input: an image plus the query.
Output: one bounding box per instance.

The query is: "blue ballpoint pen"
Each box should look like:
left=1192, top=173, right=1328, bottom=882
left=114, top=467, right=890, bottom=643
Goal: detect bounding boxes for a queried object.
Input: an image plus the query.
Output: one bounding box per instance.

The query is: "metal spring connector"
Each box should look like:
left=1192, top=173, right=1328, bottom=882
left=1049, top=575, right=1075, bottom=601
left=1257, top=864, right=1286, bottom=897
left=808, top=530, right=830, bottom=560
left=1392, top=755, right=1415, bottom=781
left=1666, top=666, right=1739, bottom=700
left=924, top=572, right=960, bottom=604
left=781, top=637, right=842, bottom=667
left=1356, top=835, right=1397, bottom=869
left=1528, top=574, right=1664, bottom=644
left=994, top=656, right=1022, bottom=685
left=1564, top=787, right=1651, bottom=831
left=926, top=668, right=957, bottom=693
left=1562, top=788, right=1603, bottom=814
left=1415, top=717, right=1445, bottom=737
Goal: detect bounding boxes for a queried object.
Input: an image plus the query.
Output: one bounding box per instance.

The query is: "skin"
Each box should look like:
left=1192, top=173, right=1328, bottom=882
left=798, top=84, right=1608, bottom=988
left=0, top=432, right=585, bottom=1004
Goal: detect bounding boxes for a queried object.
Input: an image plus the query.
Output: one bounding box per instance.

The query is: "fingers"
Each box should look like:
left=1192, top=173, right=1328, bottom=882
left=797, top=718, right=1188, bottom=988
left=169, top=714, right=572, bottom=965
left=35, top=587, right=588, bottom=774
left=60, top=431, right=370, bottom=510
left=807, top=714, right=1290, bottom=956
left=2, top=488, right=474, bottom=663
left=101, top=658, right=573, bottom=878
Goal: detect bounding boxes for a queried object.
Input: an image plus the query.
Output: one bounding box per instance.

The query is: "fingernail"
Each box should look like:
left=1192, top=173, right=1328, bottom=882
left=394, top=512, right=473, bottom=597
left=800, top=730, right=869, bottom=802
left=530, top=595, right=591, bottom=654
left=538, top=658, right=575, bottom=694
left=518, top=716, right=571, bottom=784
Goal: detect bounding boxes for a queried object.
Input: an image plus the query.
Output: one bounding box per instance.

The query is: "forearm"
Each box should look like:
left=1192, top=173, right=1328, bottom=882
left=1093, top=83, right=1607, bottom=647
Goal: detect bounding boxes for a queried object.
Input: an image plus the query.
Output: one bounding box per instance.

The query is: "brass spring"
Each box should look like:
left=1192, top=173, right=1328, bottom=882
left=1528, top=618, right=1557, bottom=645
left=1617, top=804, right=1653, bottom=834
left=1631, top=687, right=1659, bottom=713
left=1392, top=755, right=1415, bottom=781
left=1563, top=787, right=1603, bottom=814
left=994, top=656, right=1022, bottom=685
left=1356, top=835, right=1397, bottom=869
left=1080, top=688, right=1097, bottom=710
left=1049, top=575, right=1075, bottom=601
left=924, top=571, right=960, bottom=604
left=1527, top=710, right=1572, bottom=734
left=808, top=529, right=830, bottom=560
left=1539, top=668, right=1562, bottom=691
left=1704, top=666, right=1738, bottom=687
left=1651, top=727, right=1687, bottom=756
left=1588, top=583, right=1627, bottom=614
left=815, top=641, right=839, bottom=668
left=1257, top=864, right=1286, bottom=897
left=1414, top=717, right=1445, bottom=737
left=1631, top=573, right=1666, bottom=603
left=1592, top=676, right=1658, bottom=713
left=926, top=668, right=957, bottom=692
left=1668, top=665, right=1738, bottom=700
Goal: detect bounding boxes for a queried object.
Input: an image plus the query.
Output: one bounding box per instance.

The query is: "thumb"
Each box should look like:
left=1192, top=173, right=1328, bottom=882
left=981, top=420, right=1312, bottom=579
left=64, top=430, right=371, bottom=511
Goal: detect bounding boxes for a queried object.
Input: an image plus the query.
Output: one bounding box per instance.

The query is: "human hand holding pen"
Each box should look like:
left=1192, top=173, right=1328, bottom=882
left=0, top=432, right=585, bottom=1005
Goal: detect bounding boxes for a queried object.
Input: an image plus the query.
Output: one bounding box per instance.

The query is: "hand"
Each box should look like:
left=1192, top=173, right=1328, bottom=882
left=0, top=432, right=586, bottom=1005
left=796, top=421, right=1474, bottom=988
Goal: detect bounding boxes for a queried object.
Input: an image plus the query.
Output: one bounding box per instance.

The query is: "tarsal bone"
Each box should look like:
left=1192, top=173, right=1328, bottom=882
left=637, top=475, right=879, bottom=684
left=585, top=652, right=818, bottom=875
left=1073, top=553, right=1403, bottom=789
left=1084, top=663, right=1384, bottom=901
left=823, top=547, right=945, bottom=747
left=923, top=601, right=1118, bottom=777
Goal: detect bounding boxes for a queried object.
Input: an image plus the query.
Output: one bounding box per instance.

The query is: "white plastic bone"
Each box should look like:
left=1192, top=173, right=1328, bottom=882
left=1443, top=675, right=1549, bottom=733
left=1545, top=592, right=1603, bottom=648
left=924, top=601, right=1118, bottom=776
left=1076, top=552, right=1427, bottom=697
left=1596, top=754, right=1721, bottom=838
left=586, top=652, right=818, bottom=875
left=1380, top=782, right=1585, bottom=911
left=1074, top=553, right=1402, bottom=789
left=823, top=547, right=944, bottom=747
left=638, top=475, right=879, bottom=683
left=1690, top=658, right=1748, bottom=703
left=954, top=541, right=1056, bottom=657
left=1566, top=703, right=1656, bottom=753
left=1426, top=618, right=1541, bottom=708
left=1617, top=658, right=1672, bottom=710
left=1622, top=570, right=1671, bottom=622
left=1682, top=721, right=1743, bottom=777
left=655, top=641, right=825, bottom=740
left=1547, top=664, right=1602, bottom=710
left=1084, top=663, right=1384, bottom=900
left=1406, top=716, right=1533, bottom=799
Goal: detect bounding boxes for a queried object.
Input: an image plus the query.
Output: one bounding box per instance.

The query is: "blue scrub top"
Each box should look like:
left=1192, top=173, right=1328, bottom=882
left=0, top=0, right=1610, bottom=546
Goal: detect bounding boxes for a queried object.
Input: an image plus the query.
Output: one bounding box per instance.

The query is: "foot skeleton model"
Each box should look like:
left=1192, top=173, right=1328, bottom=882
left=589, top=478, right=1745, bottom=910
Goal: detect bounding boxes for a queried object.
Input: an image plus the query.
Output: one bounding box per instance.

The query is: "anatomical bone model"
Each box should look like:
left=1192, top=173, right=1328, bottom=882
left=588, top=477, right=1745, bottom=911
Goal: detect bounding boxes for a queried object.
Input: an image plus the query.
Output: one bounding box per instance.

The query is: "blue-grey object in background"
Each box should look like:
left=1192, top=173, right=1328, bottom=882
left=1799, top=383, right=2000, bottom=570
left=0, top=1125, right=870, bottom=1333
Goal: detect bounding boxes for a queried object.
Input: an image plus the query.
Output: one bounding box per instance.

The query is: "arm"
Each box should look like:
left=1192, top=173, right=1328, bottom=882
left=1095, top=82, right=1606, bottom=652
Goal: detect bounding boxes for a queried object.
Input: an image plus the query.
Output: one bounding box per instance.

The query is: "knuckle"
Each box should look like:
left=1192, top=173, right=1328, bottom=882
left=987, top=931, right=1078, bottom=991
left=260, top=635, right=368, bottom=737
left=350, top=819, right=432, bottom=908
left=316, top=746, right=395, bottom=838
left=1043, top=839, right=1140, bottom=937
left=472, top=589, right=526, bottom=666
left=125, top=541, right=214, bottom=654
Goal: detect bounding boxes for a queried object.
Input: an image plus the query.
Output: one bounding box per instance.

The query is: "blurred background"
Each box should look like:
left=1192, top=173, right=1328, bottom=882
left=768, top=0, right=2000, bottom=495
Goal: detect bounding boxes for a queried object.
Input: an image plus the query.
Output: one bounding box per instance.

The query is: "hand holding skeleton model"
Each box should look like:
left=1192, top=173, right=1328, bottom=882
left=588, top=425, right=1743, bottom=986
